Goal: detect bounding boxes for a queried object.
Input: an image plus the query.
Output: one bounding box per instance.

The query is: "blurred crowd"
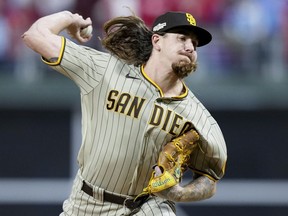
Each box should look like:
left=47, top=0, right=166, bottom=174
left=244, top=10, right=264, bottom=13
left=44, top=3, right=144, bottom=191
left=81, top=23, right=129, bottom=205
left=0, top=0, right=287, bottom=82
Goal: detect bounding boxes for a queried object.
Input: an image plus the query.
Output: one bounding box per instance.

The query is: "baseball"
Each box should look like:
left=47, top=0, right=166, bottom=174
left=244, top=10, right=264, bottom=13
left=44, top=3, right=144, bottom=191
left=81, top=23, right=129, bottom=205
left=80, top=25, right=93, bottom=37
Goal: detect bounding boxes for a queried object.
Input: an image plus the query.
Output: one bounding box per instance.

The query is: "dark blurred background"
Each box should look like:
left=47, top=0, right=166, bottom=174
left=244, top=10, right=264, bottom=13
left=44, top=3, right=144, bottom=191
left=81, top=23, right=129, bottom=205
left=0, top=0, right=287, bottom=215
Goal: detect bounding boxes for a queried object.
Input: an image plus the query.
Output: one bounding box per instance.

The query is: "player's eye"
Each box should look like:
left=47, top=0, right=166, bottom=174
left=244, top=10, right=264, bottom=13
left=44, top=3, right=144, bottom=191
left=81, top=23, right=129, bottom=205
left=179, top=35, right=187, bottom=41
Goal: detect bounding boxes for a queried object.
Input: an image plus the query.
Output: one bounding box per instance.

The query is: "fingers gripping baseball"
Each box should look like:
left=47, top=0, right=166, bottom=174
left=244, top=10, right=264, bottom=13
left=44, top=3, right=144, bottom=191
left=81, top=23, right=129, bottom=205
left=80, top=25, right=93, bottom=38
left=66, top=14, right=93, bottom=42
left=135, top=129, right=200, bottom=201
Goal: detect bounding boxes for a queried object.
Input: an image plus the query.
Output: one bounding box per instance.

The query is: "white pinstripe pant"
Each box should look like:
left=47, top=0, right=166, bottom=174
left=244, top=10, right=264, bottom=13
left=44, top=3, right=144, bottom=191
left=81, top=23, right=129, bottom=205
left=59, top=170, right=176, bottom=216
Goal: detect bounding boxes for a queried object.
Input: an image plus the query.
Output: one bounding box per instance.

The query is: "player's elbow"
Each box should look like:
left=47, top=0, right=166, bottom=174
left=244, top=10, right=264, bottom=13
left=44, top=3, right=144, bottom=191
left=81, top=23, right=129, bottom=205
left=21, top=31, right=29, bottom=44
left=21, top=30, right=37, bottom=50
left=21, top=23, right=47, bottom=52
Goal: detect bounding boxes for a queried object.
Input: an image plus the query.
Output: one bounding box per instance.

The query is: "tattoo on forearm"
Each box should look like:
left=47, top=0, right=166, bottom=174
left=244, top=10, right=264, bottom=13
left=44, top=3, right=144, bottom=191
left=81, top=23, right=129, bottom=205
left=156, top=176, right=216, bottom=202
left=179, top=176, right=216, bottom=202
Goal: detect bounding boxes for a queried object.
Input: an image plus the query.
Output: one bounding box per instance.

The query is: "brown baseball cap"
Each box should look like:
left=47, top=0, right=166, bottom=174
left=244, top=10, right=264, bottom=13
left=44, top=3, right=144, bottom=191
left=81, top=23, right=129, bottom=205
left=152, top=11, right=212, bottom=47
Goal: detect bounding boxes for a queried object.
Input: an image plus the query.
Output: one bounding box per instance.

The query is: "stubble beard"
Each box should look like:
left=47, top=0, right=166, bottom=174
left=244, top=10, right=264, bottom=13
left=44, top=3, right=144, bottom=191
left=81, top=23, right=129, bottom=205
left=172, top=60, right=198, bottom=79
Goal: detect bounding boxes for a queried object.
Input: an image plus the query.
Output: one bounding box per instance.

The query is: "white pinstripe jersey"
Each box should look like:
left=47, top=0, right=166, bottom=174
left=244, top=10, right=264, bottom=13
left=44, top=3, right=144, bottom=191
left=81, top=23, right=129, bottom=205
left=44, top=37, right=227, bottom=196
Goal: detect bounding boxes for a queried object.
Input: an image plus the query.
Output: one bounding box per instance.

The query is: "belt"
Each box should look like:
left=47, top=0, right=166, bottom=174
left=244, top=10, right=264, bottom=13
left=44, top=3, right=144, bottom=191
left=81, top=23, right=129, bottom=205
left=81, top=181, right=146, bottom=209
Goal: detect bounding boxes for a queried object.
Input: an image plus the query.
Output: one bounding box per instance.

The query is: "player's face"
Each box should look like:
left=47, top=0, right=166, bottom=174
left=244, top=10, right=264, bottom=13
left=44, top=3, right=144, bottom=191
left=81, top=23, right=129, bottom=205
left=160, top=32, right=198, bottom=78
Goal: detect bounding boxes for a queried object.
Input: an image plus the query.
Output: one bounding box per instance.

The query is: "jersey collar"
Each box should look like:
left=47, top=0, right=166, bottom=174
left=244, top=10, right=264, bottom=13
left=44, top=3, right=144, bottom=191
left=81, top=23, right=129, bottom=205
left=140, top=65, right=188, bottom=99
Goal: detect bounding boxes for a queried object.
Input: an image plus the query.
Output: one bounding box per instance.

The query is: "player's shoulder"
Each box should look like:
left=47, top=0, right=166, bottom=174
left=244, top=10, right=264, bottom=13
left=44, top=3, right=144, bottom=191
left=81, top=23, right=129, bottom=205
left=186, top=88, right=200, bottom=102
left=65, top=38, right=111, bottom=58
left=186, top=88, right=209, bottom=109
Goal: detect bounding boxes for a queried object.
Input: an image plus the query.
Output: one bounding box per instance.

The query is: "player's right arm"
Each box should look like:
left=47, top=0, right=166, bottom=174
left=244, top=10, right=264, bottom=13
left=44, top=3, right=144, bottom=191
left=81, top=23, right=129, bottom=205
left=22, top=11, right=92, bottom=61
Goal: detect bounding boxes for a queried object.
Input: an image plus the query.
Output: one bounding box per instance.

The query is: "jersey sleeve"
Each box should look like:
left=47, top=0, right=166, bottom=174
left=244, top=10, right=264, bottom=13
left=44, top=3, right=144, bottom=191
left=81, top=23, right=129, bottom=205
left=189, top=123, right=227, bottom=181
left=187, top=100, right=227, bottom=181
left=42, top=37, right=111, bottom=94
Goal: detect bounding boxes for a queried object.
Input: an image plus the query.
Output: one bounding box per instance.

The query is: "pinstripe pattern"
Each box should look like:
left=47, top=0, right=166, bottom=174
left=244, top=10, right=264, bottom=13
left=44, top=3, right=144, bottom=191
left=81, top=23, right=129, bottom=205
left=47, top=38, right=227, bottom=215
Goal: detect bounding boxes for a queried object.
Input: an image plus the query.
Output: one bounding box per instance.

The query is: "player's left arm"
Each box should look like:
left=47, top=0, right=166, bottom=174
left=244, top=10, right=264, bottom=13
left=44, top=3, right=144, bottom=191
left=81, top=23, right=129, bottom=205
left=154, top=171, right=216, bottom=202
left=135, top=127, right=226, bottom=203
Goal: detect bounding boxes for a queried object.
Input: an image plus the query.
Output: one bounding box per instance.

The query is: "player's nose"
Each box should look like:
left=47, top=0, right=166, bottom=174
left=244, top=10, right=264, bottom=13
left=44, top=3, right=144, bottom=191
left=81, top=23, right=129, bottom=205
left=185, top=39, right=195, bottom=53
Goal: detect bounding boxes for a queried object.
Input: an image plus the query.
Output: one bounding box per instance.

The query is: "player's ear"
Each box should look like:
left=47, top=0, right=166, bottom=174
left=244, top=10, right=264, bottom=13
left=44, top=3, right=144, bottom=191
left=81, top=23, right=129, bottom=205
left=151, top=34, right=161, bottom=51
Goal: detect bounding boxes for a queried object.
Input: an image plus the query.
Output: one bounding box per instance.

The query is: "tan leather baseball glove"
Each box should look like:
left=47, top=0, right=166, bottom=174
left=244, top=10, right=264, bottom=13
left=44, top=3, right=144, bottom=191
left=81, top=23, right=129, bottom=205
left=135, top=129, right=200, bottom=201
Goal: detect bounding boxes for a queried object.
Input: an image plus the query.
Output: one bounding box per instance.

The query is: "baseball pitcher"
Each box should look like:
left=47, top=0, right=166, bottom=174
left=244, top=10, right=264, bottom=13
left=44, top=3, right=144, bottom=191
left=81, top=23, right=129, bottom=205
left=22, top=10, right=227, bottom=216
